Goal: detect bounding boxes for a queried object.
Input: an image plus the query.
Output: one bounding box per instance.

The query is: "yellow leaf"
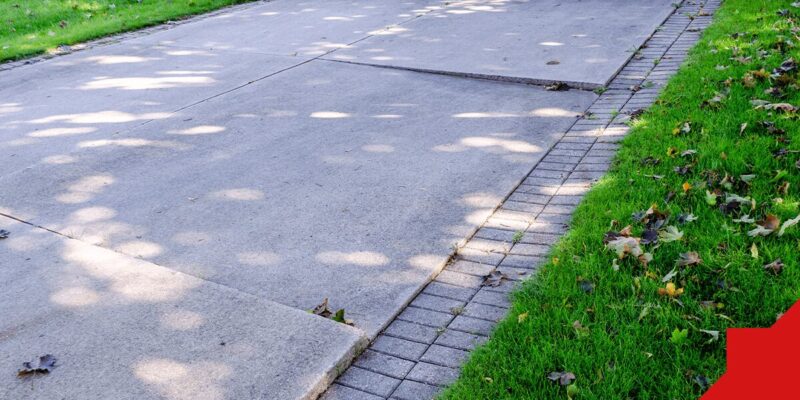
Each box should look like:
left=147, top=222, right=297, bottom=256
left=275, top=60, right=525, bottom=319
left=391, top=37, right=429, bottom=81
left=682, top=182, right=692, bottom=193
left=658, top=282, right=684, bottom=298
left=518, top=312, right=529, bottom=323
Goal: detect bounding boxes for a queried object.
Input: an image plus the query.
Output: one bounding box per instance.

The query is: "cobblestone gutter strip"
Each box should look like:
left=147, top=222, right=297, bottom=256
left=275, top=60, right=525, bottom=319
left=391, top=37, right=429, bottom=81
left=321, top=1, right=720, bottom=399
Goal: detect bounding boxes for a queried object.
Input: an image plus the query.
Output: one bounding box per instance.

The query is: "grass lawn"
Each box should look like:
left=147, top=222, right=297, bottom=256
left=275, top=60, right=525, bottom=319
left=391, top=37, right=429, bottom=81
left=0, top=0, right=255, bottom=62
left=441, top=1, right=800, bottom=399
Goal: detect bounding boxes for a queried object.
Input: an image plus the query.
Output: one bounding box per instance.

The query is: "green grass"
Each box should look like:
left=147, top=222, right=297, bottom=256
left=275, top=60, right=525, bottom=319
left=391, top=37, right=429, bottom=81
left=0, top=0, right=255, bottom=62
left=441, top=1, right=800, bottom=399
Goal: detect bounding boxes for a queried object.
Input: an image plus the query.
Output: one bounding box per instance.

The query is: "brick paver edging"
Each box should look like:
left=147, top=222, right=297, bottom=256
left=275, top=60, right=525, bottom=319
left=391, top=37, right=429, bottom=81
left=322, top=1, right=720, bottom=399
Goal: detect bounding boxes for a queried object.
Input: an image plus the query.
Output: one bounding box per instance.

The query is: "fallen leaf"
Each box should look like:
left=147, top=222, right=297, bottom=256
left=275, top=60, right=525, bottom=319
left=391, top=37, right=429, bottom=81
left=658, top=282, right=684, bottom=298
left=764, top=259, right=784, bottom=274
left=0, top=229, right=9, bottom=239
left=312, top=298, right=332, bottom=318
left=670, top=328, right=689, bottom=344
left=18, top=355, right=57, bottom=377
left=482, top=270, right=509, bottom=287
left=695, top=375, right=710, bottom=391
left=676, top=252, right=702, bottom=267
left=779, top=214, right=800, bottom=236
left=733, top=214, right=755, bottom=223
left=750, top=243, right=759, bottom=259
left=700, top=329, right=720, bottom=343
left=546, top=60, right=560, bottom=65
left=518, top=312, right=529, bottom=323
left=659, top=226, right=684, bottom=242
left=545, top=82, right=568, bottom=91
left=578, top=278, right=594, bottom=294
left=677, top=213, right=697, bottom=224
left=662, top=268, right=678, bottom=283
left=748, top=214, right=780, bottom=237
left=547, top=371, right=576, bottom=386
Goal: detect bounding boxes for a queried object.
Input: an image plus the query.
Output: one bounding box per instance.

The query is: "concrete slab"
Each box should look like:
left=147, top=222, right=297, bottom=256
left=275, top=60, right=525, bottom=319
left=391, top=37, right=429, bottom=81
left=129, top=0, right=443, bottom=56
left=0, top=44, right=303, bottom=175
left=325, top=0, right=678, bottom=88
left=0, top=60, right=595, bottom=337
left=0, top=216, right=365, bottom=400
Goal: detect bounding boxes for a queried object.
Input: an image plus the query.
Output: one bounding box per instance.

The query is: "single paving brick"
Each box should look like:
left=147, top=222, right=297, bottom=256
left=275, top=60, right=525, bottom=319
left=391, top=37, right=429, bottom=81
left=520, top=232, right=560, bottom=245
left=542, top=203, right=575, bottom=215
left=422, top=282, right=477, bottom=302
left=406, top=362, right=460, bottom=387
left=499, top=254, right=544, bottom=269
left=390, top=380, right=441, bottom=400
left=473, top=227, right=516, bottom=242
left=398, top=307, right=454, bottom=328
left=455, top=247, right=505, bottom=266
left=496, top=266, right=532, bottom=280
left=549, top=195, right=583, bottom=205
left=322, top=384, right=383, bottom=400
left=446, top=260, right=494, bottom=277
left=463, top=238, right=510, bottom=253
left=370, top=335, right=429, bottom=361
left=354, top=350, right=416, bottom=379
left=435, top=329, right=486, bottom=351
left=536, top=162, right=576, bottom=172
left=501, top=200, right=544, bottom=214
left=482, top=216, right=529, bottom=231
left=435, top=270, right=485, bottom=289
left=480, top=277, right=519, bottom=294
left=410, top=293, right=466, bottom=314
left=463, top=302, right=508, bottom=322
left=420, top=344, right=470, bottom=368
left=509, top=243, right=550, bottom=257
left=448, top=315, right=497, bottom=336
left=471, top=289, right=511, bottom=308
left=508, top=192, right=550, bottom=204
left=384, top=320, right=439, bottom=344
left=337, top=367, right=400, bottom=397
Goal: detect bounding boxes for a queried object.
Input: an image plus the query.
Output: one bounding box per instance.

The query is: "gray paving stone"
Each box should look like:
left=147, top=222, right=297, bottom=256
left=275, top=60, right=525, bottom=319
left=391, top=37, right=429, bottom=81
left=500, top=254, right=545, bottom=269
left=482, top=216, right=529, bottom=231
left=550, top=195, right=584, bottom=205
left=391, top=380, right=441, bottom=400
left=543, top=204, right=576, bottom=215
left=448, top=315, right=497, bottom=336
left=323, top=384, right=384, bottom=400
left=398, top=307, right=454, bottom=328
left=537, top=162, right=577, bottom=172
left=502, top=201, right=545, bottom=214
left=435, top=270, right=485, bottom=289
left=406, top=362, right=460, bottom=387
left=463, top=238, right=511, bottom=253
left=521, top=232, right=561, bottom=245
left=445, top=260, right=495, bottom=277
left=435, top=329, right=486, bottom=351
left=509, top=243, right=551, bottom=257
left=370, top=335, right=429, bottom=361
left=420, top=345, right=470, bottom=368
left=481, top=278, right=521, bottom=294
left=422, top=282, right=477, bottom=302
left=338, top=367, right=400, bottom=397
left=497, top=266, right=533, bottom=280
left=463, top=303, right=508, bottom=322
left=455, top=247, right=506, bottom=266
left=508, top=192, right=551, bottom=204
left=410, top=293, right=467, bottom=314
left=472, top=289, right=512, bottom=309
left=355, top=350, right=416, bottom=379
left=385, top=320, right=439, bottom=344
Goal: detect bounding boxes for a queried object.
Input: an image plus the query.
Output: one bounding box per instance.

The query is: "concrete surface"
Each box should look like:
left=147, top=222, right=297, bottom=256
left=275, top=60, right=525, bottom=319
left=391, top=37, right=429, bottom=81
left=325, top=0, right=678, bottom=88
left=0, top=215, right=365, bottom=400
left=0, top=0, right=678, bottom=398
left=129, top=0, right=443, bottom=56
left=0, top=60, right=595, bottom=337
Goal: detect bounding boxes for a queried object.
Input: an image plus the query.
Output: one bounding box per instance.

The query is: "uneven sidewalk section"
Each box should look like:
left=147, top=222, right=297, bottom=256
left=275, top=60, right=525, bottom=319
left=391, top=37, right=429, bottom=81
left=325, top=0, right=679, bottom=88
left=0, top=215, right=365, bottom=400
left=322, top=0, right=721, bottom=398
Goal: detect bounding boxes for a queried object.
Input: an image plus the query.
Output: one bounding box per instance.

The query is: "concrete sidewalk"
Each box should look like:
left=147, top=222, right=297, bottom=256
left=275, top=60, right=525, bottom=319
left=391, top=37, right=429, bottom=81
left=0, top=0, right=678, bottom=398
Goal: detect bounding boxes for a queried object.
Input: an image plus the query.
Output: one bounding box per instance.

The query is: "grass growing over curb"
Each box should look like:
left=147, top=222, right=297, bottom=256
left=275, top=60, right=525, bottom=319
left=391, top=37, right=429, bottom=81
left=0, top=0, right=255, bottom=62
left=441, top=1, right=800, bottom=399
